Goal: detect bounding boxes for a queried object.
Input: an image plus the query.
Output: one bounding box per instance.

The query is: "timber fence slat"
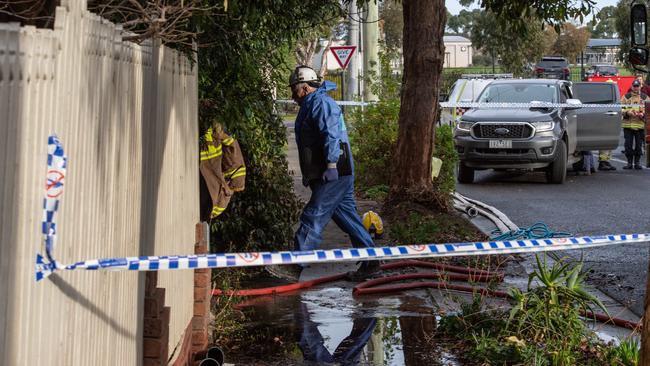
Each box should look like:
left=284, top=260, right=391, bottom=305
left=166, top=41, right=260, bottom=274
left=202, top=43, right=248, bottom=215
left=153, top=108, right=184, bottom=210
left=0, top=2, right=199, bottom=364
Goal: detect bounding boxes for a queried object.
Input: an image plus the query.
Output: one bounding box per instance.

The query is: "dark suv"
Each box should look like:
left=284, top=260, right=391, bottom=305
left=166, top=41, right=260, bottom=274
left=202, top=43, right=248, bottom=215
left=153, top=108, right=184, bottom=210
left=585, top=64, right=619, bottom=78
left=534, top=56, right=570, bottom=80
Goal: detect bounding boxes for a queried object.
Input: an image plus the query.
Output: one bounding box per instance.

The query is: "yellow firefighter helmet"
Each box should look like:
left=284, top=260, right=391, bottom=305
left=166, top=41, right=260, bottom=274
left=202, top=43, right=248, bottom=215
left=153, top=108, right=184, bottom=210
left=362, top=211, right=384, bottom=238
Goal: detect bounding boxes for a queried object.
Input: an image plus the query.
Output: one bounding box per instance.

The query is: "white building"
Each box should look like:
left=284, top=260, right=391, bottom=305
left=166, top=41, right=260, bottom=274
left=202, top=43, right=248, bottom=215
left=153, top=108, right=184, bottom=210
left=581, top=38, right=621, bottom=65
left=443, top=35, right=473, bottom=68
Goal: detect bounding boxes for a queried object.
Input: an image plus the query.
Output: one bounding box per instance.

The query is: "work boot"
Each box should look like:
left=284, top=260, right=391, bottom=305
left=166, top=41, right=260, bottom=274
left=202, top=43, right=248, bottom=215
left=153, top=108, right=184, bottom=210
left=623, top=156, right=634, bottom=169
left=634, top=156, right=643, bottom=170
left=266, top=264, right=303, bottom=282
left=346, top=261, right=381, bottom=281
left=598, top=161, right=616, bottom=171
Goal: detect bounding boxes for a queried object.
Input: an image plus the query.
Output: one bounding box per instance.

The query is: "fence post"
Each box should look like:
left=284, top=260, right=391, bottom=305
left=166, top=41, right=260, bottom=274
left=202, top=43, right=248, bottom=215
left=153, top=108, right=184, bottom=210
left=641, top=245, right=650, bottom=365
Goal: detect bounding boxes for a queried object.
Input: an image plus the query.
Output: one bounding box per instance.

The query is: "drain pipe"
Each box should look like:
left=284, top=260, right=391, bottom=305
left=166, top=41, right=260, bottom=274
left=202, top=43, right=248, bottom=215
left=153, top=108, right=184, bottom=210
left=453, top=192, right=519, bottom=231
left=452, top=197, right=512, bottom=234
left=196, top=346, right=225, bottom=366
left=198, top=359, right=221, bottom=366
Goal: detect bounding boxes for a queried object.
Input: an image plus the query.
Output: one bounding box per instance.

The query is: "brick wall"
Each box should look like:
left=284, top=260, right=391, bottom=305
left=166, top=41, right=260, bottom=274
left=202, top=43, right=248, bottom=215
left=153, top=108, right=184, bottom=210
left=143, top=272, right=170, bottom=366
left=144, top=223, right=213, bottom=366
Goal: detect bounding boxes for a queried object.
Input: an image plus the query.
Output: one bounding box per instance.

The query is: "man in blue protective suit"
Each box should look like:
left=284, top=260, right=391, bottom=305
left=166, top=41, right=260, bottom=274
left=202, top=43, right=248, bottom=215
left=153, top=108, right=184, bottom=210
left=267, top=65, right=380, bottom=282
left=295, top=302, right=377, bottom=365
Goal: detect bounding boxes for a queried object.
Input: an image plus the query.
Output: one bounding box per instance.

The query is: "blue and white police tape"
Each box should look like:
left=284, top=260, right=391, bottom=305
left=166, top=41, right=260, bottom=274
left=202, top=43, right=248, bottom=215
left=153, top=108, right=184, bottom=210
left=440, top=101, right=641, bottom=109
left=33, top=136, right=650, bottom=281
left=275, top=99, right=372, bottom=107
left=277, top=99, right=643, bottom=109
left=36, top=135, right=68, bottom=281
left=36, top=233, right=649, bottom=280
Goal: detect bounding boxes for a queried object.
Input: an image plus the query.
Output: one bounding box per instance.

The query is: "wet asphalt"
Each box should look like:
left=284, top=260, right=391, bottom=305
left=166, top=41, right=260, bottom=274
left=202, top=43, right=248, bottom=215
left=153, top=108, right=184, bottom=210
left=457, top=133, right=650, bottom=316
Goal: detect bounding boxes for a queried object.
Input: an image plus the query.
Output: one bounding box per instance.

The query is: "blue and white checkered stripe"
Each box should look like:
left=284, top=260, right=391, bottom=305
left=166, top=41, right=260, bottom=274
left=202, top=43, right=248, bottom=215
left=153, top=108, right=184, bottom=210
left=32, top=136, right=650, bottom=280
left=47, top=233, right=648, bottom=274
left=440, top=102, right=640, bottom=109
left=36, top=135, right=67, bottom=281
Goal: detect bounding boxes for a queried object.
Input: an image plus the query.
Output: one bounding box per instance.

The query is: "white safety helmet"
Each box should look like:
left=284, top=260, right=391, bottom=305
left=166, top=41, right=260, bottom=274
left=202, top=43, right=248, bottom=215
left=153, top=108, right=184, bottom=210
left=288, top=65, right=320, bottom=87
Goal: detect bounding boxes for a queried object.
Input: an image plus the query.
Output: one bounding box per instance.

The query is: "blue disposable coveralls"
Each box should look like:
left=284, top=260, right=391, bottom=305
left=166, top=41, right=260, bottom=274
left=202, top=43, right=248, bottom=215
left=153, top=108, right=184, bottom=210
left=296, top=302, right=376, bottom=365
left=294, top=81, right=374, bottom=254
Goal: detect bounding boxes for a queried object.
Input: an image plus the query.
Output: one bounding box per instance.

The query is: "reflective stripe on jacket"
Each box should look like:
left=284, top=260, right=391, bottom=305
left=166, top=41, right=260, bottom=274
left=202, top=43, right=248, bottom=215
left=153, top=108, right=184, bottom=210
left=621, top=92, right=648, bottom=130
left=217, top=129, right=246, bottom=192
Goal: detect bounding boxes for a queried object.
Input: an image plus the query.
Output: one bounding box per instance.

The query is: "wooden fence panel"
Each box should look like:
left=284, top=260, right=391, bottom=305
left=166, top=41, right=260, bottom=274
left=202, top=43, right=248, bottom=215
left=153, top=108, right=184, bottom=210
left=0, top=1, right=199, bottom=364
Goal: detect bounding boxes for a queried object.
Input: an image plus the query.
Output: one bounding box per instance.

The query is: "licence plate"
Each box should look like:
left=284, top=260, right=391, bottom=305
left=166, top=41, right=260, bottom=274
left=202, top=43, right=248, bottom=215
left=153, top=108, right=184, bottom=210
left=489, top=140, right=512, bottom=149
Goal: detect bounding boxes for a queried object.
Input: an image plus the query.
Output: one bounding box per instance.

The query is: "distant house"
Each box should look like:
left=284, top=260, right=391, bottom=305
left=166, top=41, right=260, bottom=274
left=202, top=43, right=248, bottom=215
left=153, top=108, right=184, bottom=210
left=443, top=35, right=473, bottom=68
left=581, top=38, right=622, bottom=65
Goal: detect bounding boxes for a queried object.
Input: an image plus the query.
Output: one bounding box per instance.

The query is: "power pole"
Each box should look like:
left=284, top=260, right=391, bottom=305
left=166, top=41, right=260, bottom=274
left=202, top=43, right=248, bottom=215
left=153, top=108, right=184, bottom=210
left=362, top=1, right=380, bottom=101
left=346, top=1, right=360, bottom=101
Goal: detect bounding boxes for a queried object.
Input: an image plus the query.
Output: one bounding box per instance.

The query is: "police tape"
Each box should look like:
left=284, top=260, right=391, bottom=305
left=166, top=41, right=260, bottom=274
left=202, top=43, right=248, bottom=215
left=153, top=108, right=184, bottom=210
left=36, top=234, right=649, bottom=280
left=275, top=99, right=371, bottom=106
left=36, top=135, right=67, bottom=282
left=276, top=99, right=645, bottom=109
left=34, top=136, right=650, bottom=281
left=439, top=101, right=641, bottom=109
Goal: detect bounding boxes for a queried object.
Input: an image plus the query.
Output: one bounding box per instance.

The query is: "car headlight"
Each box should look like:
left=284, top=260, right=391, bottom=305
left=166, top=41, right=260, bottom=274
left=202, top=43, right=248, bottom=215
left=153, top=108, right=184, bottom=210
left=533, top=121, right=554, bottom=132
left=456, top=120, right=474, bottom=132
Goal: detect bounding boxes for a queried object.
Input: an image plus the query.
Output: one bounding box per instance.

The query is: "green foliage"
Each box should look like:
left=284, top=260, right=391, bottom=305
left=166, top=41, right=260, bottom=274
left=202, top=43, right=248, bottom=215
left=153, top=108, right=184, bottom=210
left=438, top=254, right=620, bottom=365
left=389, top=212, right=478, bottom=244
left=587, top=6, right=617, bottom=38
left=363, top=184, right=389, bottom=201
left=471, top=10, right=552, bottom=76
left=607, top=337, right=640, bottom=366
left=467, top=0, right=597, bottom=31
left=196, top=1, right=342, bottom=253
left=380, top=0, right=404, bottom=52
left=507, top=255, right=608, bottom=343
left=390, top=213, right=444, bottom=244
left=471, top=53, right=493, bottom=67
left=349, top=47, right=457, bottom=199
left=446, top=9, right=483, bottom=37
left=433, top=125, right=458, bottom=196
left=347, top=48, right=401, bottom=193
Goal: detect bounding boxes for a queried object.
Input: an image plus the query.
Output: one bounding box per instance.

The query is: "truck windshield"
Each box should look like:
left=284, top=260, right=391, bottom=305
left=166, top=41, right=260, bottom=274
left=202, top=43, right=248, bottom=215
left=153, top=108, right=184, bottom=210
left=478, top=84, right=557, bottom=103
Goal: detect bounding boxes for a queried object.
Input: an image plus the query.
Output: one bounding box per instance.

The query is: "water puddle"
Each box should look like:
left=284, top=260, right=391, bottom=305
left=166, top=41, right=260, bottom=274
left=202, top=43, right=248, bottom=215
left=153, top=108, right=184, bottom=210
left=224, top=279, right=463, bottom=365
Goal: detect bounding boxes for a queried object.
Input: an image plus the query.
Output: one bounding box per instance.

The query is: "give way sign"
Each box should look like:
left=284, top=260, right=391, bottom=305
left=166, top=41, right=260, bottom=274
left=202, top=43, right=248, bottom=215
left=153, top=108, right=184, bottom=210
left=330, top=46, right=357, bottom=70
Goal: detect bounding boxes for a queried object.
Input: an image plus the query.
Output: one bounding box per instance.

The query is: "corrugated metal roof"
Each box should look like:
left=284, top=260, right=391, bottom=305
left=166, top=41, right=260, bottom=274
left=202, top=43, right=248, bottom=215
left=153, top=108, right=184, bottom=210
left=444, top=35, right=471, bottom=43
left=587, top=38, right=622, bottom=48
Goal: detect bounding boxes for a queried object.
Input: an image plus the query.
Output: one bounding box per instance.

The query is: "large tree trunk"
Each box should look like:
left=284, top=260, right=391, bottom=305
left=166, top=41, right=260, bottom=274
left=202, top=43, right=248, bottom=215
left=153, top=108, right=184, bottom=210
left=389, top=1, right=446, bottom=204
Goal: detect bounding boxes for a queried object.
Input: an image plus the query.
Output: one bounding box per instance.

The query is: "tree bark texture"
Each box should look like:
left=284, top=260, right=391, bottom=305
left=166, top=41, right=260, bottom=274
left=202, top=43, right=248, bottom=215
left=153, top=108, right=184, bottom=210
left=389, top=1, right=446, bottom=201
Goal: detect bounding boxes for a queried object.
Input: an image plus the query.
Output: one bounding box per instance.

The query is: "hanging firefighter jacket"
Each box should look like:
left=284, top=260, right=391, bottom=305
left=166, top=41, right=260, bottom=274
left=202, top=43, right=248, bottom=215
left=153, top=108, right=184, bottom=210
left=199, top=125, right=246, bottom=220
left=217, top=128, right=246, bottom=192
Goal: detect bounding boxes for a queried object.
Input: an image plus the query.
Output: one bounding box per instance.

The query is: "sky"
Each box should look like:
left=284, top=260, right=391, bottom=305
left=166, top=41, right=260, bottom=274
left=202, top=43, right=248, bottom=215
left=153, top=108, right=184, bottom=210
left=445, top=0, right=620, bottom=17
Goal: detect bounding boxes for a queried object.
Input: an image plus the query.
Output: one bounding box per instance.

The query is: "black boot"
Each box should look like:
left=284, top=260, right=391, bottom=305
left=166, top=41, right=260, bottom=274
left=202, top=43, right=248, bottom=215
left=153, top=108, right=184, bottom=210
left=623, top=156, right=634, bottom=169
left=634, top=155, right=643, bottom=170
left=346, top=261, right=381, bottom=281
left=598, top=161, right=616, bottom=171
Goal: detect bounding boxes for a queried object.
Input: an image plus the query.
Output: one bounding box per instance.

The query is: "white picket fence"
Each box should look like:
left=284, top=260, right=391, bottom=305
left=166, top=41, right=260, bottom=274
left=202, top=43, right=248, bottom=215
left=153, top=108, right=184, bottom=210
left=0, top=1, right=199, bottom=365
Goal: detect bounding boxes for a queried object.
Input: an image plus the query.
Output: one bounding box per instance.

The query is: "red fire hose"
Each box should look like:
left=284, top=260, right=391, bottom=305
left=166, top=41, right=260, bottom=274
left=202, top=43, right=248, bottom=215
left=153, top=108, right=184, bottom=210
left=212, top=260, right=641, bottom=330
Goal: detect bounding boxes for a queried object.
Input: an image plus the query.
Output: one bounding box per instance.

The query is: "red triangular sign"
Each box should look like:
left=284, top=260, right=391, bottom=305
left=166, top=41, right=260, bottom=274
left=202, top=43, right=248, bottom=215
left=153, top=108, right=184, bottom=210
left=330, top=46, right=357, bottom=70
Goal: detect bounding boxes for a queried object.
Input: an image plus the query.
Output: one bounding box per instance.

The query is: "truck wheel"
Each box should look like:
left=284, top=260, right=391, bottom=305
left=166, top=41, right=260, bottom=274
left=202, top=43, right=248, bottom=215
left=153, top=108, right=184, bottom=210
left=458, top=162, right=475, bottom=184
left=546, top=140, right=567, bottom=184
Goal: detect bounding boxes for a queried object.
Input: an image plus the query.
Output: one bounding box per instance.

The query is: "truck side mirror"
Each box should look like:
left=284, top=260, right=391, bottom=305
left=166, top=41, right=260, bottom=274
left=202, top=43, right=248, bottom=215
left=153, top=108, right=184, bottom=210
left=631, top=3, right=647, bottom=47
left=630, top=47, right=649, bottom=66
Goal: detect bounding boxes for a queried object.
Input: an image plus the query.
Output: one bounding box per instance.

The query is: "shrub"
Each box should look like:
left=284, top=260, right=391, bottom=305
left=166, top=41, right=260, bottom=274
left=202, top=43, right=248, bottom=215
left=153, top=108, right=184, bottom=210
left=348, top=47, right=458, bottom=200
